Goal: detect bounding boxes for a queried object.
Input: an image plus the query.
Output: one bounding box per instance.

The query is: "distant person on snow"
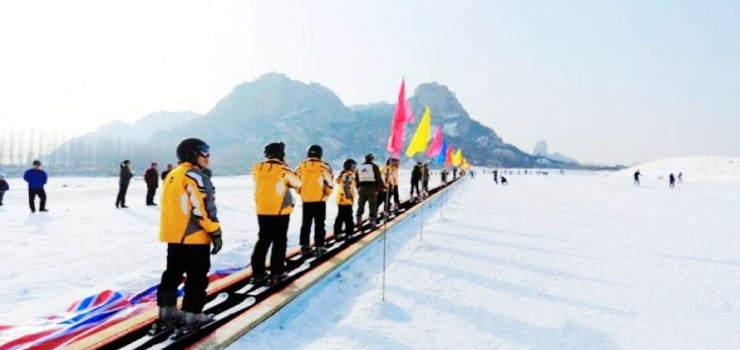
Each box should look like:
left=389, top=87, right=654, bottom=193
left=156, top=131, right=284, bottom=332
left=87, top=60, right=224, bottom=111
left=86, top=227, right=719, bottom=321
left=251, top=142, right=301, bottom=285
left=501, top=176, right=508, bottom=185
left=161, top=163, right=174, bottom=181
left=669, top=173, right=676, bottom=189
left=421, top=163, right=430, bottom=196
left=116, top=160, right=133, bottom=208
left=410, top=162, right=422, bottom=201
left=633, top=170, right=641, bottom=186
left=23, top=160, right=48, bottom=213
left=334, top=159, right=358, bottom=241
left=678, top=172, right=683, bottom=183
left=144, top=162, right=159, bottom=206
left=157, top=138, right=222, bottom=331
left=0, top=173, right=8, bottom=206
left=441, top=168, right=449, bottom=185
left=493, top=169, right=499, bottom=184
left=296, top=144, right=334, bottom=257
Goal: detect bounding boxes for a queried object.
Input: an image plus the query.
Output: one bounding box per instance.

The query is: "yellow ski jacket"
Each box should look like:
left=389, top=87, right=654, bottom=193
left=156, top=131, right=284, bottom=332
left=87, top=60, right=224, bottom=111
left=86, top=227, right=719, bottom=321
left=160, top=163, right=221, bottom=244
left=296, top=158, right=334, bottom=203
left=253, top=159, right=302, bottom=215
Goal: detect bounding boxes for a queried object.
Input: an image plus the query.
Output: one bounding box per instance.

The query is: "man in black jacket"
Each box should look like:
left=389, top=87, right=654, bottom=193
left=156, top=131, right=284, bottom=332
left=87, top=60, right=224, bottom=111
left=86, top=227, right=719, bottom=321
left=161, top=163, right=174, bottom=181
left=410, top=162, right=422, bottom=201
left=116, top=160, right=133, bottom=208
left=144, top=162, right=159, bottom=206
left=355, top=153, right=383, bottom=228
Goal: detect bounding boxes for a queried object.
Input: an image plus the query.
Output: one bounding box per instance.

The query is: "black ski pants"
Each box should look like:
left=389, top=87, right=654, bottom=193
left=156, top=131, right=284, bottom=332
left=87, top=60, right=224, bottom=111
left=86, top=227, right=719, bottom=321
left=0, top=191, right=5, bottom=205
left=333, top=205, right=354, bottom=237
left=410, top=180, right=421, bottom=198
left=300, top=202, right=326, bottom=248
left=158, top=244, right=210, bottom=313
left=29, top=189, right=46, bottom=211
left=377, top=185, right=399, bottom=213
left=146, top=185, right=157, bottom=205
left=116, top=183, right=129, bottom=206
left=356, top=185, right=378, bottom=219
left=251, top=215, right=289, bottom=277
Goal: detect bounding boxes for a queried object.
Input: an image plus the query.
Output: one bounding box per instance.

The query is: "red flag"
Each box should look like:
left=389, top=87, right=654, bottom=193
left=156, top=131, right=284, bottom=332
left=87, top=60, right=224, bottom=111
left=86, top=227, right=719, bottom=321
left=444, top=145, right=454, bottom=166
left=386, top=79, right=412, bottom=158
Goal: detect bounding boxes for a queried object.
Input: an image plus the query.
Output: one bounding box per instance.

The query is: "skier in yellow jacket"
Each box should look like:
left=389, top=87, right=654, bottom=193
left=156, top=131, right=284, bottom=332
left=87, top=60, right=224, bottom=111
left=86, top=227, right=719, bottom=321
left=251, top=142, right=301, bottom=285
left=378, top=157, right=401, bottom=215
left=157, top=138, right=222, bottom=331
left=333, top=159, right=357, bottom=240
left=296, top=145, right=334, bottom=256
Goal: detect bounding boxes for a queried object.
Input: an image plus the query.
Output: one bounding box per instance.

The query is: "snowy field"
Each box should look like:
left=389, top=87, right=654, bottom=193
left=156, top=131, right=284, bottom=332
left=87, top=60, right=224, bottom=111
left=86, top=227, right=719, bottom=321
left=0, top=170, right=438, bottom=324
left=2, top=168, right=740, bottom=349
left=233, top=172, right=740, bottom=349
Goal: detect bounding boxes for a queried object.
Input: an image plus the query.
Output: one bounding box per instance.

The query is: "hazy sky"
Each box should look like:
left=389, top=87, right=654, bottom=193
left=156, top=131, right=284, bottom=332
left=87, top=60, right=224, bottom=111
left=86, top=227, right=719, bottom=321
left=1, top=0, right=738, bottom=165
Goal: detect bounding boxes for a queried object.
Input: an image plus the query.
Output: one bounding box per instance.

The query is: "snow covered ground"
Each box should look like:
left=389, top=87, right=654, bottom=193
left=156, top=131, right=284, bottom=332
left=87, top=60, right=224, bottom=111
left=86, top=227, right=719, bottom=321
left=613, top=156, right=740, bottom=183
left=2, top=169, right=740, bottom=349
left=233, top=172, right=740, bottom=349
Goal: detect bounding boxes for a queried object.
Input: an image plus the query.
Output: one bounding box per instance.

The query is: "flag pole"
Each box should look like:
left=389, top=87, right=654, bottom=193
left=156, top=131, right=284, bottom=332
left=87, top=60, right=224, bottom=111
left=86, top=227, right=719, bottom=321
left=382, top=158, right=392, bottom=302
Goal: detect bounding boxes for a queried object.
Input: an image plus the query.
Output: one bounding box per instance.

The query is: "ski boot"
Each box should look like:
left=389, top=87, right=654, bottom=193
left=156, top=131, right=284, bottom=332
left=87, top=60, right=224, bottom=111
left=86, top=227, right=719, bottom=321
left=151, top=306, right=183, bottom=334
left=300, top=245, right=312, bottom=256
left=268, top=272, right=288, bottom=285
left=175, top=312, right=212, bottom=335
left=251, top=272, right=269, bottom=286
left=315, top=246, right=328, bottom=257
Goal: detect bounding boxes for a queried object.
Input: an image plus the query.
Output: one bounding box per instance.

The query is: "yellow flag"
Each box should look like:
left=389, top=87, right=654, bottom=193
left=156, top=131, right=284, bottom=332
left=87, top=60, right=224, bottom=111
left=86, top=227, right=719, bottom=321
left=405, top=106, right=432, bottom=158
left=452, top=149, right=463, bottom=166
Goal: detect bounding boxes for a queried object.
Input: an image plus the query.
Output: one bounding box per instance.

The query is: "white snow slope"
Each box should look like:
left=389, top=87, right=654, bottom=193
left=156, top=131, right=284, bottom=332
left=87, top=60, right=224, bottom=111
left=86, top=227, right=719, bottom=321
left=612, top=156, right=740, bottom=183
left=233, top=173, right=740, bottom=349
left=2, top=170, right=740, bottom=349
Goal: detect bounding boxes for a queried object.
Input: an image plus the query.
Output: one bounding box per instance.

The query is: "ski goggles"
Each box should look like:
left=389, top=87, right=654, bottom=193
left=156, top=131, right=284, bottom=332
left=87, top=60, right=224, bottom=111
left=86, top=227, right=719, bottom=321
left=197, top=145, right=210, bottom=158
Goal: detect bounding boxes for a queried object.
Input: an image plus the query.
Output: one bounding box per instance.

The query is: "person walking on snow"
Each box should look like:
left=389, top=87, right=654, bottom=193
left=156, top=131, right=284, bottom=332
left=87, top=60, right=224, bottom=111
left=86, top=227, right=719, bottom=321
left=156, top=138, right=222, bottom=331
left=296, top=145, right=334, bottom=256
left=355, top=153, right=383, bottom=228
left=251, top=142, right=301, bottom=285
left=116, top=160, right=133, bottom=208
left=633, top=170, right=641, bottom=186
left=669, top=173, right=676, bottom=189
left=144, top=162, right=159, bottom=206
left=23, top=160, right=48, bottom=213
left=0, top=173, right=8, bottom=206
left=421, top=163, right=430, bottom=197
left=334, top=159, right=358, bottom=241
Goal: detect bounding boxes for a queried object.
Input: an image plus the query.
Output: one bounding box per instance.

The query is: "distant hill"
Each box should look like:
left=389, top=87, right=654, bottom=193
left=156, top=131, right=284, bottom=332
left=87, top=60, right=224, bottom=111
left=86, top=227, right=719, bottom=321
left=612, top=156, right=740, bottom=183
left=49, top=73, right=581, bottom=173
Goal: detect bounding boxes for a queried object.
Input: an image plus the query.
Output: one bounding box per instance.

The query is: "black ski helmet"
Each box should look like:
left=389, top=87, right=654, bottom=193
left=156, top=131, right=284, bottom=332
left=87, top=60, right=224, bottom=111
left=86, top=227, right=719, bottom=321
left=343, top=158, right=357, bottom=171
left=264, top=142, right=285, bottom=159
left=176, top=138, right=209, bottom=164
left=365, top=153, right=374, bottom=162
left=306, top=144, right=323, bottom=159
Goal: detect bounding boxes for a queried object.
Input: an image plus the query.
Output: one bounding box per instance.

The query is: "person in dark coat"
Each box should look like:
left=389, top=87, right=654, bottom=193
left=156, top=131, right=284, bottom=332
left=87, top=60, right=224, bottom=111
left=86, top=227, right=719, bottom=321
left=634, top=170, right=641, bottom=186
left=493, top=169, right=498, bottom=184
left=144, top=162, right=159, bottom=206
left=421, top=163, right=430, bottom=197
left=23, top=160, right=48, bottom=213
left=161, top=163, right=174, bottom=181
left=410, top=162, right=422, bottom=200
left=116, top=160, right=133, bottom=208
left=0, top=173, right=9, bottom=206
left=355, top=153, right=383, bottom=228
left=669, top=173, right=676, bottom=189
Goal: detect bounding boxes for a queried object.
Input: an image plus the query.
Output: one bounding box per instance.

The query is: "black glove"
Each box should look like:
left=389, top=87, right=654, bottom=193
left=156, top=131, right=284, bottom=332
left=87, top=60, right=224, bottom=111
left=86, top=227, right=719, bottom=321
left=210, top=233, right=223, bottom=255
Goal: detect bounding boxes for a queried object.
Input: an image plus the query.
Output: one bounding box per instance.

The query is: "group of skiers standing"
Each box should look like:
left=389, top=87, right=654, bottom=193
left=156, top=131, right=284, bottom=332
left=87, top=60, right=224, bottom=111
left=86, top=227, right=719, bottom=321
left=115, top=160, right=174, bottom=208
left=154, top=138, right=446, bottom=332
left=633, top=170, right=683, bottom=188
left=0, top=160, right=49, bottom=212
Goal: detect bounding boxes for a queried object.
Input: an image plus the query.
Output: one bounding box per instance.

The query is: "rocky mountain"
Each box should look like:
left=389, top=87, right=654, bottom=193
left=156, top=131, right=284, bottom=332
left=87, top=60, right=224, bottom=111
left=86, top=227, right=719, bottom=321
left=51, top=73, right=577, bottom=173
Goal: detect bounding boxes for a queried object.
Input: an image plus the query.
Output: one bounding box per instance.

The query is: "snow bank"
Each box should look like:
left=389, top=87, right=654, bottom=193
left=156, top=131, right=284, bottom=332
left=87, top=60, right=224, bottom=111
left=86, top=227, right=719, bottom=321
left=612, top=156, right=740, bottom=183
